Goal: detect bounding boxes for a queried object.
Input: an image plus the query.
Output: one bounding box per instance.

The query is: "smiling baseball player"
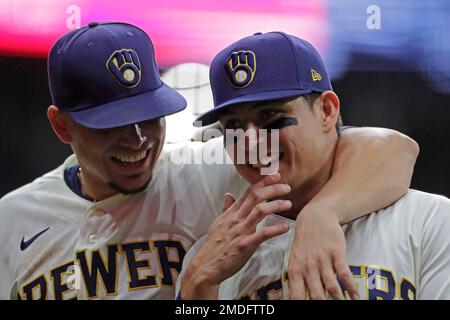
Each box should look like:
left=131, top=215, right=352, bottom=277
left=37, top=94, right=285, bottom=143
left=176, top=32, right=450, bottom=300
left=0, top=22, right=247, bottom=300
left=0, top=23, right=419, bottom=300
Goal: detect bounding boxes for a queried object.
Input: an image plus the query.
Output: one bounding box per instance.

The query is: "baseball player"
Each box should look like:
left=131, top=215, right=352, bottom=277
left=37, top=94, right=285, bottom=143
left=0, top=23, right=419, bottom=300
left=176, top=32, right=450, bottom=300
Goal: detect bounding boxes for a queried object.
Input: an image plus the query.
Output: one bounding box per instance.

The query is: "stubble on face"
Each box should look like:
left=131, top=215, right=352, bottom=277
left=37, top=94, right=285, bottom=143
left=107, top=176, right=152, bottom=195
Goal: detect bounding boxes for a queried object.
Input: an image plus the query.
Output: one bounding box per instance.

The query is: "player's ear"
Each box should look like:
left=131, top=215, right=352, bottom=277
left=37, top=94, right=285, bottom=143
left=318, top=91, right=340, bottom=133
left=47, top=105, right=72, bottom=143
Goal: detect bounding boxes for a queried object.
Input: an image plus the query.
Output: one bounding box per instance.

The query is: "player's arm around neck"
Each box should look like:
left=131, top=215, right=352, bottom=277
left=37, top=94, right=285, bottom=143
left=318, top=126, right=419, bottom=223
left=286, top=126, right=419, bottom=300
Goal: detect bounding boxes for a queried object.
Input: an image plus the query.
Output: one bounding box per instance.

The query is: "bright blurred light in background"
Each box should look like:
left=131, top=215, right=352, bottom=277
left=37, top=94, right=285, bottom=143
left=162, top=63, right=213, bottom=143
left=0, top=0, right=448, bottom=142
left=1, top=0, right=448, bottom=91
left=0, top=0, right=328, bottom=66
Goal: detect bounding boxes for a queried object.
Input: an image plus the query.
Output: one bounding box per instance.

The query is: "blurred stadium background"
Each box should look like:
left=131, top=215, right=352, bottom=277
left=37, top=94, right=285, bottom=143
left=0, top=0, right=448, bottom=197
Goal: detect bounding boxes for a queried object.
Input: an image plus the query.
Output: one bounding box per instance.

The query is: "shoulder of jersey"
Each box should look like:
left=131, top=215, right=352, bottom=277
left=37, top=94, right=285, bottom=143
left=399, top=189, right=449, bottom=206
left=386, top=189, right=450, bottom=221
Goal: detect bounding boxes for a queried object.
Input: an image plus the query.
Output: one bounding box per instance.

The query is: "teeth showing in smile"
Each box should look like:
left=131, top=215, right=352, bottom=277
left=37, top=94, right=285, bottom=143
left=250, top=153, right=281, bottom=169
left=113, top=150, right=147, bottom=163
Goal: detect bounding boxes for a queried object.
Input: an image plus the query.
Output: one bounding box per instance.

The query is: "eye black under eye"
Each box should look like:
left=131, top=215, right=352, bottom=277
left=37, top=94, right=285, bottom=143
left=263, top=117, right=299, bottom=133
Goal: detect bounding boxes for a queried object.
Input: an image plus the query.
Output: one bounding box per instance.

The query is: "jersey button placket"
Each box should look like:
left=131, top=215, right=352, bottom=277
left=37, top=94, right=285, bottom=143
left=88, top=234, right=98, bottom=243
left=80, top=204, right=104, bottom=247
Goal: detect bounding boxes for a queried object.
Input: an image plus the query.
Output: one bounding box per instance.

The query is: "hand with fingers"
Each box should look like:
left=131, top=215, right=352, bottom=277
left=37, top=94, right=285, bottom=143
left=286, top=203, right=359, bottom=300
left=180, top=172, right=292, bottom=299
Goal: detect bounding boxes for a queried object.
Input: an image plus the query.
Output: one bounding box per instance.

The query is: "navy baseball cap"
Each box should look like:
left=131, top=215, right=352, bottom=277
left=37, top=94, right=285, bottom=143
left=196, top=31, right=332, bottom=125
left=48, top=22, right=187, bottom=129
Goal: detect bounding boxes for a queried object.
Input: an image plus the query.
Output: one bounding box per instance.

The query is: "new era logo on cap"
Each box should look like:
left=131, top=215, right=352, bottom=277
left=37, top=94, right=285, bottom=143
left=311, top=69, right=322, bottom=81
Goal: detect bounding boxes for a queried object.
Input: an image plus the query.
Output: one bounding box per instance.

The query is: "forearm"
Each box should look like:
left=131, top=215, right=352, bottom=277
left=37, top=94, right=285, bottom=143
left=308, top=127, right=419, bottom=224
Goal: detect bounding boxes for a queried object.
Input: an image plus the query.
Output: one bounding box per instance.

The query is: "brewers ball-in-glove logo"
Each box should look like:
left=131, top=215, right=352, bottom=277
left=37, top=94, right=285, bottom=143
left=225, top=50, right=256, bottom=88
left=107, top=49, right=141, bottom=88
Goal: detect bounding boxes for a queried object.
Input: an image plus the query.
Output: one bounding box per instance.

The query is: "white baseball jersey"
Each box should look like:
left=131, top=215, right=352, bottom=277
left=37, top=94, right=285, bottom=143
left=0, top=138, right=248, bottom=300
left=177, top=190, right=450, bottom=300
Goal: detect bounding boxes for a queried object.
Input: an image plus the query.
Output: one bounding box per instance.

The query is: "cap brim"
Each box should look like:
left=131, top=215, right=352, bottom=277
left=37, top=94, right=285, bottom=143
left=194, top=89, right=313, bottom=126
left=69, top=82, right=187, bottom=129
